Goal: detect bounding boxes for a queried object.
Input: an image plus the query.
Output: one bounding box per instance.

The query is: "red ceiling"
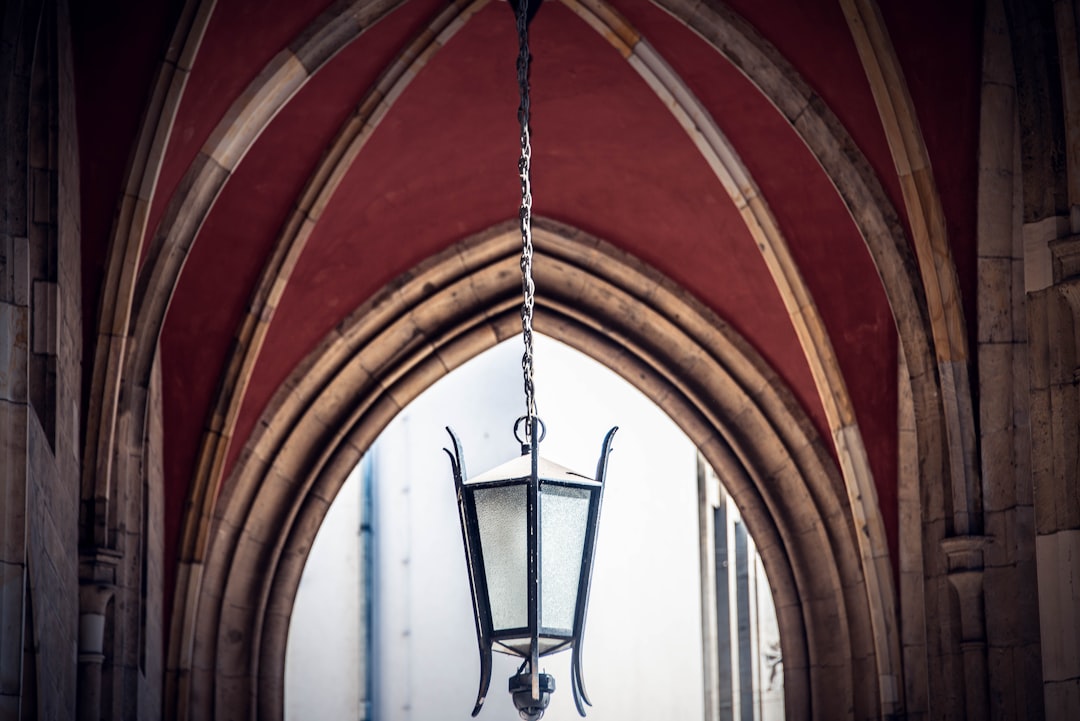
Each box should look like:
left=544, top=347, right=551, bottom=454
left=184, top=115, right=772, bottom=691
left=242, top=1, right=813, bottom=470
left=157, top=0, right=448, bottom=586
left=145, top=0, right=339, bottom=253
left=71, top=0, right=181, bottom=405
left=72, top=0, right=983, bottom=621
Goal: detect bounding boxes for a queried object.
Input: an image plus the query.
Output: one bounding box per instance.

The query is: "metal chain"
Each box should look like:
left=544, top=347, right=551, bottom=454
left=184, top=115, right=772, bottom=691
left=516, top=0, right=537, bottom=437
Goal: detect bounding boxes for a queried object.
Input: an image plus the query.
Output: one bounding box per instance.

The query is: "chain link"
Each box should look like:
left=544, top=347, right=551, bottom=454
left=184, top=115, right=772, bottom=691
left=516, top=0, right=537, bottom=437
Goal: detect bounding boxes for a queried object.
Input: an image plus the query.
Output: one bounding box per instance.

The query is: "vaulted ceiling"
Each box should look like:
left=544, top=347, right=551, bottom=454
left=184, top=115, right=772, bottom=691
left=71, top=0, right=982, bottom=613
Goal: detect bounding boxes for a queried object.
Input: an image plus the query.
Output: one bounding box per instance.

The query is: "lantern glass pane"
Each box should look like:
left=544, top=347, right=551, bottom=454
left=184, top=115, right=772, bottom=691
left=474, top=484, right=528, bottom=631
left=540, top=484, right=591, bottom=632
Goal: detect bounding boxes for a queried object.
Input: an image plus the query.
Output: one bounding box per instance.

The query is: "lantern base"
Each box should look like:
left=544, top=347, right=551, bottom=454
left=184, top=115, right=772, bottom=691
left=508, top=671, right=555, bottom=721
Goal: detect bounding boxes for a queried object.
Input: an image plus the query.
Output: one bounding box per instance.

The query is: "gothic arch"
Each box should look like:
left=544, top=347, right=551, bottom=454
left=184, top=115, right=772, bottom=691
left=81, top=0, right=966, bottom=717
left=174, top=220, right=888, bottom=720
left=162, top=4, right=906, bottom=710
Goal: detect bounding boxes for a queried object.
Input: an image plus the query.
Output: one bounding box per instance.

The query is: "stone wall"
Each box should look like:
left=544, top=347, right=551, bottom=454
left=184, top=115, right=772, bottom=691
left=1008, top=0, right=1080, bottom=717
left=0, top=1, right=82, bottom=719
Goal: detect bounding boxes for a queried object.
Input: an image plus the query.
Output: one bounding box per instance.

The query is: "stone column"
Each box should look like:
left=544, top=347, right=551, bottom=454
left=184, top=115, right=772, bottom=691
left=77, top=587, right=112, bottom=721
left=77, top=553, right=118, bottom=721
left=942, top=537, right=989, bottom=721
left=977, top=2, right=1045, bottom=717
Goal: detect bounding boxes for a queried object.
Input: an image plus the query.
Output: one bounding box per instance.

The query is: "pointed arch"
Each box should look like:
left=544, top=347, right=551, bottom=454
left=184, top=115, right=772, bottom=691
left=165, top=3, right=904, bottom=712
left=173, top=220, right=887, bottom=720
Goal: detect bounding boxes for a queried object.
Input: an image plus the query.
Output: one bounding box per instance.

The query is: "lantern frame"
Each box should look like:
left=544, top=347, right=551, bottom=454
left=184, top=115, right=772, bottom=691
left=445, top=418, right=617, bottom=717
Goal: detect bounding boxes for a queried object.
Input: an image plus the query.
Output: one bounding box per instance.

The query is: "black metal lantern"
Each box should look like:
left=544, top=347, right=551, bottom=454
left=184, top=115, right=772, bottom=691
left=443, top=0, right=618, bottom=717
left=445, top=418, right=616, bottom=719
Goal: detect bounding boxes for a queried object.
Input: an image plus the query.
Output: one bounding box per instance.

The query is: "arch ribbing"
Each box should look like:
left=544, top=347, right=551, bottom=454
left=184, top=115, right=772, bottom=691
left=180, top=220, right=881, bottom=720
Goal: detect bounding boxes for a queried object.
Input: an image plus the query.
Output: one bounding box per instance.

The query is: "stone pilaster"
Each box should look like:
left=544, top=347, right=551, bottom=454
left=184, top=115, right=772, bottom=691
left=942, top=536, right=990, bottom=721
left=977, top=3, right=1045, bottom=716
left=77, top=580, right=115, bottom=721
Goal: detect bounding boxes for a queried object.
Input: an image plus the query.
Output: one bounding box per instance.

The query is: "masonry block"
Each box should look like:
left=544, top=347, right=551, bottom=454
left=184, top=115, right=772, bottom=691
left=1044, top=679, right=1080, bottom=721
left=0, top=560, right=25, bottom=697
left=0, top=305, right=29, bottom=404
left=30, top=281, right=58, bottom=356
left=1036, top=530, right=1080, bottom=693
left=979, top=259, right=1015, bottom=341
left=978, top=168, right=1016, bottom=257
left=984, top=564, right=1023, bottom=646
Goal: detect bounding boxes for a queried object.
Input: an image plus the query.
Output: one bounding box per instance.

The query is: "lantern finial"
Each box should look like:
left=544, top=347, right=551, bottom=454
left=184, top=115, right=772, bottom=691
left=510, top=667, right=555, bottom=720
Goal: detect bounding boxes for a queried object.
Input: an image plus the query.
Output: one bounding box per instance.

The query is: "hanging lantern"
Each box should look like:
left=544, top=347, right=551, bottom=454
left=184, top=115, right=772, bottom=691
left=444, top=1, right=617, bottom=717
left=445, top=418, right=616, bottom=720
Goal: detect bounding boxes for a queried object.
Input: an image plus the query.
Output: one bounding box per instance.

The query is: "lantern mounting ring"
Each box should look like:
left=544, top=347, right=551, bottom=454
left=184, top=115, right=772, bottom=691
left=513, top=415, right=547, bottom=446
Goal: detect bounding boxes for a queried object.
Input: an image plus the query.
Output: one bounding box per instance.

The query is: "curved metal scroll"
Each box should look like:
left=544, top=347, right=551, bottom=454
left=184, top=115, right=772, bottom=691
left=570, top=425, right=618, bottom=715
left=444, top=427, right=494, bottom=716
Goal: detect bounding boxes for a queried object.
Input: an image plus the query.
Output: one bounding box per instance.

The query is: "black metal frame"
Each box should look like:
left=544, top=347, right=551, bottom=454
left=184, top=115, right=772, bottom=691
left=445, top=421, right=617, bottom=717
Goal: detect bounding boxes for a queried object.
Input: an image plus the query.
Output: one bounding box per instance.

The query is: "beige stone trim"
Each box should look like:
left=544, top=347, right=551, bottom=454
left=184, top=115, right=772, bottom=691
left=640, top=0, right=989, bottom=714
left=175, top=220, right=881, bottom=720
left=164, top=1, right=490, bottom=717
left=647, top=0, right=948, bottom=622
left=129, top=0, right=407, bottom=385
left=173, top=0, right=488, bottom=582
left=89, top=0, right=411, bottom=561
left=837, top=0, right=969, bottom=365
left=838, top=0, right=981, bottom=538
left=557, top=0, right=900, bottom=713
left=896, top=348, right=929, bottom=719
left=82, top=0, right=213, bottom=547
left=201, top=53, right=308, bottom=171
left=68, top=1, right=419, bottom=716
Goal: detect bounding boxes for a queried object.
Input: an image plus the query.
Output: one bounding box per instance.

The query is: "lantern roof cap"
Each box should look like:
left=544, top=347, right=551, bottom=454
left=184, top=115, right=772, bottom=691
left=465, top=453, right=599, bottom=487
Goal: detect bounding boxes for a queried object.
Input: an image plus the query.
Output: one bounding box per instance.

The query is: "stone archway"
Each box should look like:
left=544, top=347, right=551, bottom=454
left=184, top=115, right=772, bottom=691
left=176, top=220, right=887, bottom=721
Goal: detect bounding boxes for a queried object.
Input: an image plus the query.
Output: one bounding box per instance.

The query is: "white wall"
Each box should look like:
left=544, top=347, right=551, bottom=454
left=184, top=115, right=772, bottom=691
left=285, top=463, right=365, bottom=720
